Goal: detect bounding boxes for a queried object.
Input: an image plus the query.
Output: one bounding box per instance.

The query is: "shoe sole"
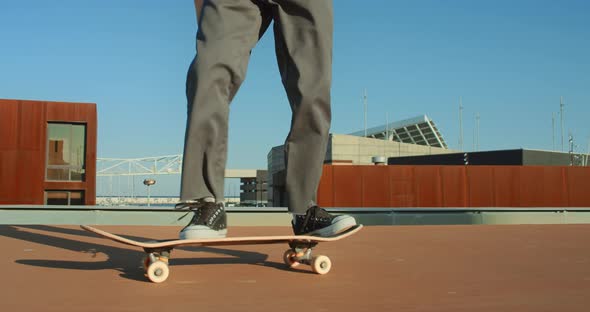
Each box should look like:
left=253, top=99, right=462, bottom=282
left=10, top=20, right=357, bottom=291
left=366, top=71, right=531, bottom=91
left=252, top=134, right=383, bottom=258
left=180, top=226, right=227, bottom=240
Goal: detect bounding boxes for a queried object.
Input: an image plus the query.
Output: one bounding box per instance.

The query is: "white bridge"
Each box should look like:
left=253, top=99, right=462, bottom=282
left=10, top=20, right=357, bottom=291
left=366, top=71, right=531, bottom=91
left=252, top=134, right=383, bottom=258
left=96, top=155, right=261, bottom=200
left=97, top=154, right=257, bottom=178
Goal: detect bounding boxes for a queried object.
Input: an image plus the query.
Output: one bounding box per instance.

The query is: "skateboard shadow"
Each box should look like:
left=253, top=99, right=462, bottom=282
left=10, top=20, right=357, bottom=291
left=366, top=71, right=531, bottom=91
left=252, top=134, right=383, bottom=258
left=1, top=225, right=303, bottom=283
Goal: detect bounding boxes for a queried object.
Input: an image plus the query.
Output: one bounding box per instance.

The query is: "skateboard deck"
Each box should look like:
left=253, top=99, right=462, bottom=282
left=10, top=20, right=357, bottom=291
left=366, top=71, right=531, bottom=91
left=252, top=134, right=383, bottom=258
left=81, top=224, right=362, bottom=283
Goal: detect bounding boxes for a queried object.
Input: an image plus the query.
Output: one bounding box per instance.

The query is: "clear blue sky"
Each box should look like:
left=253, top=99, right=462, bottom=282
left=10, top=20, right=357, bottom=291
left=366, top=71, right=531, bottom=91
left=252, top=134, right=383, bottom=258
left=1, top=0, right=589, bottom=172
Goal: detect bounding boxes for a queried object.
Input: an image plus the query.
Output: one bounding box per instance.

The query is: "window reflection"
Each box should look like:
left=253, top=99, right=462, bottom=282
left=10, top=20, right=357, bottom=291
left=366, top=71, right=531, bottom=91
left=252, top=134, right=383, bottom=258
left=46, top=123, right=86, bottom=181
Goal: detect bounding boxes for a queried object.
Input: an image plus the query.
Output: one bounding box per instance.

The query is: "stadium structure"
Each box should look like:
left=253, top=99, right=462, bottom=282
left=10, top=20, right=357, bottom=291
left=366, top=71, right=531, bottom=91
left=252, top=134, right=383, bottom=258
left=349, top=115, right=448, bottom=148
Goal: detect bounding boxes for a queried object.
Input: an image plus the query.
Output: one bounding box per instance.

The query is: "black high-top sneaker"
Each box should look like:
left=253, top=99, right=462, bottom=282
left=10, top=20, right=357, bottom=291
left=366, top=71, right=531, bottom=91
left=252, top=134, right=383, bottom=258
left=179, top=201, right=227, bottom=239
left=292, top=206, right=357, bottom=237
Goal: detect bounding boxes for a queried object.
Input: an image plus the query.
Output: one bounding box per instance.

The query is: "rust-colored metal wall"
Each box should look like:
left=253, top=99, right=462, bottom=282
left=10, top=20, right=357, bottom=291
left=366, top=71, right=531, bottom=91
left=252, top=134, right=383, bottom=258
left=0, top=99, right=97, bottom=205
left=317, top=165, right=590, bottom=207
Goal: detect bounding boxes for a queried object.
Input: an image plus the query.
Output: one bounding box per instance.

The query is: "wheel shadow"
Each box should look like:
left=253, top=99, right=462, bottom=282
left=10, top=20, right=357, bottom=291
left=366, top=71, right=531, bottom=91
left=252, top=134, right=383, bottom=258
left=0, top=225, right=308, bottom=283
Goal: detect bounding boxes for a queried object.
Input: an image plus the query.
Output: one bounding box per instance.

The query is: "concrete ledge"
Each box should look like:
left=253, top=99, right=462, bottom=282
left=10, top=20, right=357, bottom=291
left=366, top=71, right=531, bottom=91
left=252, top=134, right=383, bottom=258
left=1, top=205, right=589, bottom=226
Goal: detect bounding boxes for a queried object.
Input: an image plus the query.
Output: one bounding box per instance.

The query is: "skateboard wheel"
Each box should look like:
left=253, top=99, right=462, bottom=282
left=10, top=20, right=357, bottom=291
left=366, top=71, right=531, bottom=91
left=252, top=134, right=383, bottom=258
left=283, top=249, right=300, bottom=268
left=311, top=255, right=331, bottom=275
left=147, top=261, right=169, bottom=283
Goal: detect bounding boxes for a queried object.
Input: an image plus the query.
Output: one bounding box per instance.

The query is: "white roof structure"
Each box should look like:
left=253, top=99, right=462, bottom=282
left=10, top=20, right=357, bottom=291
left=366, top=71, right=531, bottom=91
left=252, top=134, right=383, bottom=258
left=349, top=115, right=448, bottom=149
left=97, top=155, right=257, bottom=178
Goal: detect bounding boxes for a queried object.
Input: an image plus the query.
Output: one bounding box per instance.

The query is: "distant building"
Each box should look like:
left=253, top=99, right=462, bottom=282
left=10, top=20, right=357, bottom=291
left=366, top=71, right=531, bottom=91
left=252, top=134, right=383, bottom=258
left=239, top=170, right=268, bottom=206
left=267, top=115, right=457, bottom=206
left=0, top=99, right=97, bottom=205
left=388, top=149, right=590, bottom=166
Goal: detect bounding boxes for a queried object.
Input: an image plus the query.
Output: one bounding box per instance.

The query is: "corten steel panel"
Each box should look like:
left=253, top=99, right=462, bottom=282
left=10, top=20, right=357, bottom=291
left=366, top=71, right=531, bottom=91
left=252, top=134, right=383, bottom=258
left=0, top=151, right=18, bottom=202
left=0, top=101, right=18, bottom=149
left=414, top=166, right=443, bottom=207
left=466, top=166, right=495, bottom=207
left=18, top=101, right=45, bottom=151
left=0, top=100, right=45, bottom=204
left=540, top=166, right=568, bottom=207
left=16, top=150, right=44, bottom=203
left=19, top=101, right=46, bottom=203
left=317, top=165, right=590, bottom=208
left=332, top=166, right=362, bottom=207
left=361, top=166, right=390, bottom=207
left=316, top=165, right=333, bottom=207
left=492, top=166, right=522, bottom=206
left=519, top=166, right=567, bottom=207
left=0, top=101, right=19, bottom=202
left=389, top=166, right=416, bottom=207
left=440, top=166, right=467, bottom=207
left=566, top=166, right=590, bottom=206
left=518, top=167, right=546, bottom=207
left=46, top=101, right=96, bottom=122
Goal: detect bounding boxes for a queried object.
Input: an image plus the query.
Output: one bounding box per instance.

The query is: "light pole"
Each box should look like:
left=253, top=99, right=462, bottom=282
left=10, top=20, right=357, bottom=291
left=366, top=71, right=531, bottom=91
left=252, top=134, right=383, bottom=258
left=459, top=96, right=463, bottom=151
left=143, top=178, right=156, bottom=207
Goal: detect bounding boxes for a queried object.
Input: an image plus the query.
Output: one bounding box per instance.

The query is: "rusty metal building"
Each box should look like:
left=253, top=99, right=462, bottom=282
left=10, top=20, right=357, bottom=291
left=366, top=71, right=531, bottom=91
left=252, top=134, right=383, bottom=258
left=316, top=165, right=590, bottom=208
left=0, top=99, right=97, bottom=205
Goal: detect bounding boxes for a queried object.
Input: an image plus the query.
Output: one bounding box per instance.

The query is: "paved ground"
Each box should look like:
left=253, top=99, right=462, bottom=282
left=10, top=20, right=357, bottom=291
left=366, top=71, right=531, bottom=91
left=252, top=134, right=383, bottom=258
left=1, top=224, right=589, bottom=311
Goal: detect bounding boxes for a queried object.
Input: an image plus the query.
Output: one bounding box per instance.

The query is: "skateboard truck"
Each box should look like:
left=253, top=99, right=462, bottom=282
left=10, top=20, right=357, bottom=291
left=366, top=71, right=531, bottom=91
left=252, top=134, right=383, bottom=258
left=142, top=248, right=172, bottom=283
left=282, top=241, right=331, bottom=275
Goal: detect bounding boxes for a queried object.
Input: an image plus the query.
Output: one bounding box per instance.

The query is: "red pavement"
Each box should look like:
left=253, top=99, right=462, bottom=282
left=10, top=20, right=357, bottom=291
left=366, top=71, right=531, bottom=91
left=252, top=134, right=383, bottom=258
left=1, top=224, right=589, bottom=311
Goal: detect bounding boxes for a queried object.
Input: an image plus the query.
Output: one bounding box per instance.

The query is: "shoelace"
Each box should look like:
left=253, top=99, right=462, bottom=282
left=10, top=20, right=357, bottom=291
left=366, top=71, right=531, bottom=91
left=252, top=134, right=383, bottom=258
left=300, top=206, right=331, bottom=231
left=179, top=204, right=223, bottom=225
left=177, top=204, right=205, bottom=222
left=178, top=211, right=191, bottom=222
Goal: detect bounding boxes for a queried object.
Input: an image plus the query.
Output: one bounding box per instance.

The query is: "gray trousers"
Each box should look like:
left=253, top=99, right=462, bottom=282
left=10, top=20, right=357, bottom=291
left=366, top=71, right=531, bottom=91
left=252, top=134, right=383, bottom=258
left=180, top=0, right=333, bottom=214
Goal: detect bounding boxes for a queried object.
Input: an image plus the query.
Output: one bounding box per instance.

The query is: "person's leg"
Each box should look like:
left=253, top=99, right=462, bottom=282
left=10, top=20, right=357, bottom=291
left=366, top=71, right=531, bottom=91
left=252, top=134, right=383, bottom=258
left=179, top=0, right=271, bottom=238
left=271, top=0, right=356, bottom=236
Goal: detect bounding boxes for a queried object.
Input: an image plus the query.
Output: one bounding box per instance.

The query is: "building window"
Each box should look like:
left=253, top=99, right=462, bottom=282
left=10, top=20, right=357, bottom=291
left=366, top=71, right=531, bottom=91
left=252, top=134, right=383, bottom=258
left=45, top=191, right=85, bottom=205
left=46, top=123, right=86, bottom=181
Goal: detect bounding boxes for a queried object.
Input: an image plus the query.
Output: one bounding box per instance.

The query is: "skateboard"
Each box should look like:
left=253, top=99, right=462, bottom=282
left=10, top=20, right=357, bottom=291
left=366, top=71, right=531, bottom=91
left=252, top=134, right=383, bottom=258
left=80, top=224, right=363, bottom=283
